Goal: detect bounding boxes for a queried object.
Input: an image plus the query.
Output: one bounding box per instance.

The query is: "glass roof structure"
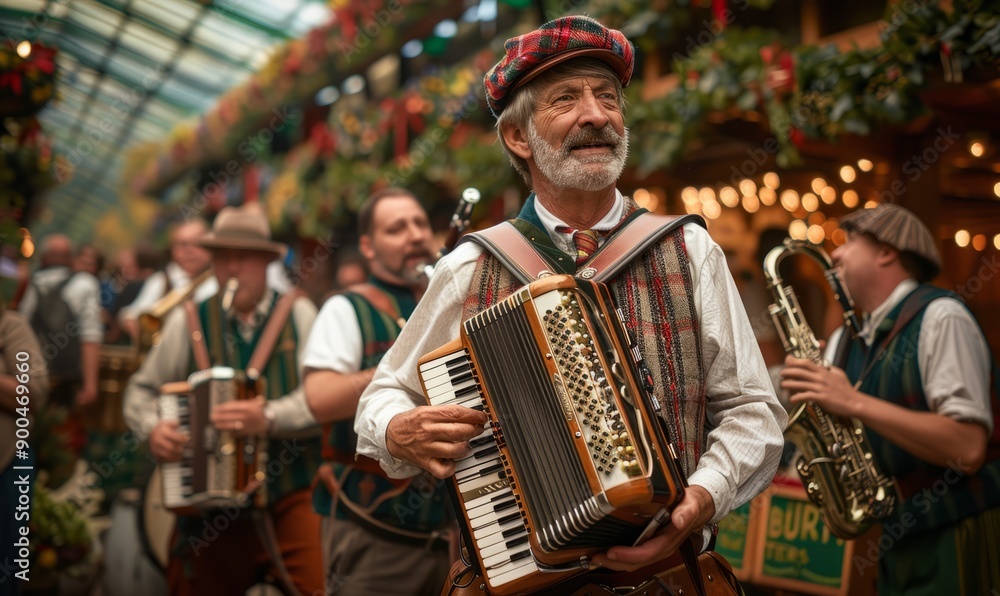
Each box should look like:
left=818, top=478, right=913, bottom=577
left=1, top=0, right=334, bottom=238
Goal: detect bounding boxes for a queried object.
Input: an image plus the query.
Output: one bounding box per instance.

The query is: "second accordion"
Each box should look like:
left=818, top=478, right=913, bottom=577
left=418, top=274, right=685, bottom=594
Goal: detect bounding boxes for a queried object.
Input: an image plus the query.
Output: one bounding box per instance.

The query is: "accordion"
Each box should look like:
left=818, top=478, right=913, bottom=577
left=157, top=367, right=268, bottom=513
left=418, top=275, right=685, bottom=594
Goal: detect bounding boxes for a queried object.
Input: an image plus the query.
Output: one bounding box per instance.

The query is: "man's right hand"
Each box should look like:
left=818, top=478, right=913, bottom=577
left=150, top=419, right=189, bottom=463
left=386, top=405, right=488, bottom=479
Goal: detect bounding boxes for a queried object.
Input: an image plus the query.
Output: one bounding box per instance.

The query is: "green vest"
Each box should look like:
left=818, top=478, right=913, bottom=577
left=312, top=278, right=453, bottom=532
left=196, top=291, right=323, bottom=504
left=842, top=285, right=1000, bottom=538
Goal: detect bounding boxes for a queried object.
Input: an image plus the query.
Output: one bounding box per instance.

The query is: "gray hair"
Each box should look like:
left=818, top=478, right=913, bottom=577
left=495, top=59, right=627, bottom=187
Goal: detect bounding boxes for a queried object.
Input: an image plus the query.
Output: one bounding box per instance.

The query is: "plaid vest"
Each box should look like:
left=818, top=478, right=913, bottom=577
left=197, top=291, right=323, bottom=504
left=313, top=280, right=452, bottom=532
left=841, top=285, right=1000, bottom=538
left=462, top=195, right=707, bottom=475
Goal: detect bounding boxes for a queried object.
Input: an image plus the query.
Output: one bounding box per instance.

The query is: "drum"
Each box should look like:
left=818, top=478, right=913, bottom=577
left=103, top=489, right=168, bottom=596
left=138, top=467, right=176, bottom=572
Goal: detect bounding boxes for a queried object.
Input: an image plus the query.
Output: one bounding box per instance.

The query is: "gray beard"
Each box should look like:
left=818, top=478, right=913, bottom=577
left=527, top=120, right=629, bottom=192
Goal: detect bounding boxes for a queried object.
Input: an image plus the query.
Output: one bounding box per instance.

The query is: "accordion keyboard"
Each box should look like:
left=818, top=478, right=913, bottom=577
left=419, top=351, right=541, bottom=588
left=158, top=393, right=194, bottom=509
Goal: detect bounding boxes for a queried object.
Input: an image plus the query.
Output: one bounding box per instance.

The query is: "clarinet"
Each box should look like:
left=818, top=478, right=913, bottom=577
left=417, top=187, right=481, bottom=279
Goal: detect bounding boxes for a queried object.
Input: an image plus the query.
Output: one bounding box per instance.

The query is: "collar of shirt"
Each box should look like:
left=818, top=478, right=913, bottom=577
left=535, top=189, right=625, bottom=256
left=859, top=278, right=918, bottom=345
left=234, top=289, right=275, bottom=342
left=165, top=261, right=191, bottom=288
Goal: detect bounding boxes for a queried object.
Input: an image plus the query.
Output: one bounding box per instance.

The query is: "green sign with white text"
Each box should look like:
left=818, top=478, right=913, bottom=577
left=761, top=494, right=846, bottom=588
left=715, top=501, right=752, bottom=570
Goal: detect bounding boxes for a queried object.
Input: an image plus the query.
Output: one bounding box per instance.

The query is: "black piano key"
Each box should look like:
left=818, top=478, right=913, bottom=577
left=506, top=535, right=529, bottom=548
left=494, top=499, right=517, bottom=513
left=497, top=512, right=520, bottom=526
left=510, top=550, right=532, bottom=562
left=480, top=463, right=503, bottom=476
left=470, top=435, right=495, bottom=448
left=451, top=371, right=474, bottom=385
left=501, top=526, right=524, bottom=539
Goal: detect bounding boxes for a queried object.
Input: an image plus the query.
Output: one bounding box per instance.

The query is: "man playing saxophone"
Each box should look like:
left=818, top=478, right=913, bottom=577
left=123, top=205, right=324, bottom=595
left=781, top=204, right=1000, bottom=595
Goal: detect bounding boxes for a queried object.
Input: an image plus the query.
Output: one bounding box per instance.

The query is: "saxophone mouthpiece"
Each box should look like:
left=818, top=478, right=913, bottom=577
left=221, top=277, right=239, bottom=313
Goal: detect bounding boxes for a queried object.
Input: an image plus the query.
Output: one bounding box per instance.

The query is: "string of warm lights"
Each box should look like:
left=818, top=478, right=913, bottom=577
left=637, top=153, right=996, bottom=253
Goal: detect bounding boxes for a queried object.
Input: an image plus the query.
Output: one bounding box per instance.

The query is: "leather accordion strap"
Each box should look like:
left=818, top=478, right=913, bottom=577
left=246, top=289, right=304, bottom=379
left=182, top=299, right=211, bottom=370
left=590, top=213, right=705, bottom=282
left=460, top=213, right=706, bottom=285
left=564, top=549, right=742, bottom=596
left=459, top=222, right=551, bottom=285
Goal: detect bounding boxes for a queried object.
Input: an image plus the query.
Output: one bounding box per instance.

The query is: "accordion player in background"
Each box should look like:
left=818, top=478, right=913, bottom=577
left=123, top=205, right=324, bottom=596
left=354, top=15, right=787, bottom=593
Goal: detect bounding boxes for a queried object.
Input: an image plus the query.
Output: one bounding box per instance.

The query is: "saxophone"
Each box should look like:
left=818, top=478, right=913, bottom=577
left=764, top=238, right=895, bottom=539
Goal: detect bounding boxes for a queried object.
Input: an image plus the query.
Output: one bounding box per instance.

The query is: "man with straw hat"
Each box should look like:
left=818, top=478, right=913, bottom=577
left=782, top=203, right=1000, bottom=594
left=124, top=205, right=323, bottom=595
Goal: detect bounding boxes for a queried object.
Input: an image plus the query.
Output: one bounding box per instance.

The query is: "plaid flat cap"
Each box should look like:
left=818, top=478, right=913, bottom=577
left=841, top=203, right=942, bottom=281
left=484, top=16, right=635, bottom=116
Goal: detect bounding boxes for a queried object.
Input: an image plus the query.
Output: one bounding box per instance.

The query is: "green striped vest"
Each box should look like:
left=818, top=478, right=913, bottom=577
left=842, top=285, right=1000, bottom=538
left=312, top=279, right=453, bottom=532
left=197, top=291, right=323, bottom=504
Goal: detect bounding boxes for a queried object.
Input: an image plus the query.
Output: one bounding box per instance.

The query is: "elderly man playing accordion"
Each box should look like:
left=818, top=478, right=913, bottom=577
left=354, top=15, right=785, bottom=594
left=124, top=205, right=323, bottom=595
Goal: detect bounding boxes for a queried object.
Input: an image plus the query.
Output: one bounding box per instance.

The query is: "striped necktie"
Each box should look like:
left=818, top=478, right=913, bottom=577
left=556, top=226, right=601, bottom=265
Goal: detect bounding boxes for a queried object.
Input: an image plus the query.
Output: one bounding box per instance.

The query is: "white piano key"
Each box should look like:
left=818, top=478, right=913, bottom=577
left=466, top=492, right=514, bottom=519
left=463, top=486, right=511, bottom=511
left=483, top=546, right=531, bottom=569
left=487, top=556, right=539, bottom=585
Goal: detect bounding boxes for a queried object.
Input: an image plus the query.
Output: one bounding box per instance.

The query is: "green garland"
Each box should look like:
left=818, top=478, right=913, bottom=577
left=631, top=0, right=1000, bottom=173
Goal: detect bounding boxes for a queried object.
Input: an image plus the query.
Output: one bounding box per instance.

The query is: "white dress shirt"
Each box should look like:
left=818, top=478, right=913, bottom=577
left=825, top=278, right=993, bottom=432
left=354, top=192, right=786, bottom=524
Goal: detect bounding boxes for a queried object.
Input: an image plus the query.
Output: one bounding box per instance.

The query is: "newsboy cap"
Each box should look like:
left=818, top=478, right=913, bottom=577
left=840, top=203, right=941, bottom=282
left=483, top=15, right=635, bottom=117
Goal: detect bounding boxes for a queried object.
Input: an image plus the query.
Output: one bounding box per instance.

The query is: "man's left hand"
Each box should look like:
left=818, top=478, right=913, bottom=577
left=211, top=395, right=267, bottom=436
left=590, top=485, right=716, bottom=572
left=780, top=355, right=862, bottom=418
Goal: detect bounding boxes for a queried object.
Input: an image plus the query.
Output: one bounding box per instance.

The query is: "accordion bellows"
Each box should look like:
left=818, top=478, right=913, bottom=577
left=419, top=275, right=684, bottom=594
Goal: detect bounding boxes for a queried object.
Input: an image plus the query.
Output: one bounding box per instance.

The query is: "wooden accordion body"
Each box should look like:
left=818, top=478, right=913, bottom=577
left=158, top=366, right=268, bottom=513
left=418, top=275, right=685, bottom=594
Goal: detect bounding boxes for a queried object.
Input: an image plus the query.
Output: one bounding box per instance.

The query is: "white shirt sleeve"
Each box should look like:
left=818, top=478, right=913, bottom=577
left=265, top=297, right=321, bottom=435
left=919, top=298, right=993, bottom=433
left=355, top=243, right=481, bottom=479
left=66, top=273, right=103, bottom=343
left=683, top=224, right=787, bottom=523
left=302, top=295, right=363, bottom=375
left=119, top=271, right=167, bottom=323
